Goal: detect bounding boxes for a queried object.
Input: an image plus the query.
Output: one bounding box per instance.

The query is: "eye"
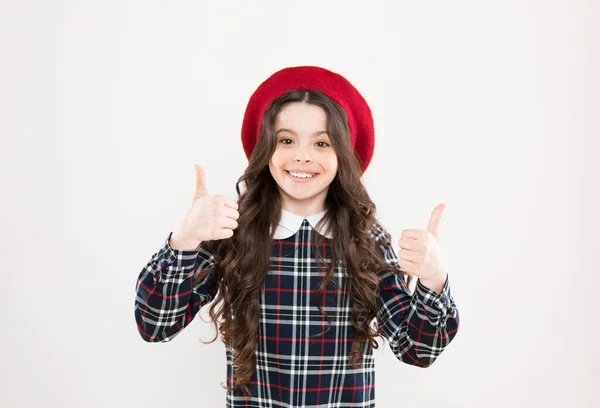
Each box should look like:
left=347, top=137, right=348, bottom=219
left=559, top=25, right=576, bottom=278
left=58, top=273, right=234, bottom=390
left=278, top=138, right=293, bottom=145
left=315, top=141, right=330, bottom=148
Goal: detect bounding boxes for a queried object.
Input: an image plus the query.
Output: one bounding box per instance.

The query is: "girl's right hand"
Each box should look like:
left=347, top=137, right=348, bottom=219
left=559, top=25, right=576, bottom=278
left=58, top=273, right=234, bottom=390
left=170, top=165, right=239, bottom=250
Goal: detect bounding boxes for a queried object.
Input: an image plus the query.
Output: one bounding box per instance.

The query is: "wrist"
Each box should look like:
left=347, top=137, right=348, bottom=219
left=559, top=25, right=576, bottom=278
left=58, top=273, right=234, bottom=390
left=419, top=272, right=447, bottom=295
left=169, top=231, right=201, bottom=251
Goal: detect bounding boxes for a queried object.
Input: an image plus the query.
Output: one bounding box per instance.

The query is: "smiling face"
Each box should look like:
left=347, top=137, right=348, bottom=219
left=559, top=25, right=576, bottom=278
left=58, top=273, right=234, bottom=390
left=268, top=102, right=338, bottom=216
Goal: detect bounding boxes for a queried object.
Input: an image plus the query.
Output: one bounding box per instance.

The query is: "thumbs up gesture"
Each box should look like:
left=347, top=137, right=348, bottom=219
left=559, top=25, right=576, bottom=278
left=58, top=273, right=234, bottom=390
left=397, top=203, right=449, bottom=292
left=170, top=165, right=240, bottom=250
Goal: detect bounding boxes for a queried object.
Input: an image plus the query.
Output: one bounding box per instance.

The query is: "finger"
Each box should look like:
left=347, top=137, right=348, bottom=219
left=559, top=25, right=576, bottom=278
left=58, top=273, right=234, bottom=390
left=401, top=229, right=427, bottom=240
left=215, top=228, right=234, bottom=240
left=214, top=195, right=239, bottom=210
left=218, top=206, right=240, bottom=220
left=398, top=237, right=423, bottom=252
left=398, top=249, right=421, bottom=261
left=426, top=203, right=446, bottom=239
left=194, top=165, right=208, bottom=198
left=219, top=217, right=238, bottom=230
left=397, top=258, right=415, bottom=274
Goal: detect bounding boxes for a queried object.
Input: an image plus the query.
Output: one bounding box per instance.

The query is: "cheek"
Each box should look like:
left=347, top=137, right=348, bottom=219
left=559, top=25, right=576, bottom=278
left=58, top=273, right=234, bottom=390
left=268, top=150, right=281, bottom=168
left=268, top=159, right=279, bottom=183
left=269, top=150, right=289, bottom=179
left=325, top=154, right=338, bottom=172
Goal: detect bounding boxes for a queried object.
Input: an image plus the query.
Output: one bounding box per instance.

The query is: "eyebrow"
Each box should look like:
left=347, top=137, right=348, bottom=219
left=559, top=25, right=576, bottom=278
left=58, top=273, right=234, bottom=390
left=275, top=128, right=329, bottom=137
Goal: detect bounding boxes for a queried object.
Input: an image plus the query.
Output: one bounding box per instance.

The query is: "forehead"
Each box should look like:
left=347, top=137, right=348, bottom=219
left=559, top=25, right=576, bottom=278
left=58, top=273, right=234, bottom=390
left=274, top=102, right=327, bottom=129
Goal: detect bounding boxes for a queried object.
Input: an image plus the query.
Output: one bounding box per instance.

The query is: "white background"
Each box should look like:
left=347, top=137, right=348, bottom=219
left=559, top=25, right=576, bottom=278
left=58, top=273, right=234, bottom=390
left=1, top=1, right=598, bottom=407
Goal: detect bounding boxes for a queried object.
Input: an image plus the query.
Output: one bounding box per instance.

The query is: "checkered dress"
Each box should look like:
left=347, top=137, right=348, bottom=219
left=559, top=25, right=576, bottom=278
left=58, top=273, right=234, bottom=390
left=134, top=218, right=459, bottom=407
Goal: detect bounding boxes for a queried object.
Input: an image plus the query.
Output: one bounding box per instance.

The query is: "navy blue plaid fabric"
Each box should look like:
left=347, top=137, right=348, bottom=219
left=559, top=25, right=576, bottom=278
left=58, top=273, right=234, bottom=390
left=135, top=219, right=460, bottom=407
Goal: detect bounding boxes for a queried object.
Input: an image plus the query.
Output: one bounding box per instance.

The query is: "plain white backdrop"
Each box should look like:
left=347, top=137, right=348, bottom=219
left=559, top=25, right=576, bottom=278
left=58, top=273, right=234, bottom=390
left=1, top=1, right=598, bottom=407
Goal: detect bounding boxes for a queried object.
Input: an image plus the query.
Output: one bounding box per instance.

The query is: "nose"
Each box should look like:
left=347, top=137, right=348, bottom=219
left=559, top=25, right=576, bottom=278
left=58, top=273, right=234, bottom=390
left=293, top=146, right=313, bottom=163
left=294, top=156, right=312, bottom=163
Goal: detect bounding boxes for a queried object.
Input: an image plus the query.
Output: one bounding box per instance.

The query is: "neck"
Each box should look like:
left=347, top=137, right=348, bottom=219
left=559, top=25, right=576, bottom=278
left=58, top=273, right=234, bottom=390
left=278, top=186, right=329, bottom=217
left=280, top=199, right=326, bottom=217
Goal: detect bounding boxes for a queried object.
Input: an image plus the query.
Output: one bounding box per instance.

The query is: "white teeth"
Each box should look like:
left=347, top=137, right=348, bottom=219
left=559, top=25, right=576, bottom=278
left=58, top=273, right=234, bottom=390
left=289, top=171, right=316, bottom=179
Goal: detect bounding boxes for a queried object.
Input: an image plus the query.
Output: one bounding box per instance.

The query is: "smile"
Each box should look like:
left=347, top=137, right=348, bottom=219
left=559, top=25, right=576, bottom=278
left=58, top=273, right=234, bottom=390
left=286, top=171, right=319, bottom=179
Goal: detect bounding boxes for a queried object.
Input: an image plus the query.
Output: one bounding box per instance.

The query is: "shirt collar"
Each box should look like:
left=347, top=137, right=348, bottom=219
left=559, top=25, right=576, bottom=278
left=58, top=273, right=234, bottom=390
left=272, top=208, right=333, bottom=239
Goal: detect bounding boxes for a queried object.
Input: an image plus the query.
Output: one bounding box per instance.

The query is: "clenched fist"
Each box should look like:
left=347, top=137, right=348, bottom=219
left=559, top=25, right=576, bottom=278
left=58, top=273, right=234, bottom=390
left=169, top=165, right=240, bottom=250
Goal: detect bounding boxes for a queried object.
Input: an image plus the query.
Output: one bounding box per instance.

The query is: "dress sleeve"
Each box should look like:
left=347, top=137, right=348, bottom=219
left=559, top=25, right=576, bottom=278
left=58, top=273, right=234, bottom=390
left=134, top=232, right=219, bottom=342
left=371, top=220, right=460, bottom=367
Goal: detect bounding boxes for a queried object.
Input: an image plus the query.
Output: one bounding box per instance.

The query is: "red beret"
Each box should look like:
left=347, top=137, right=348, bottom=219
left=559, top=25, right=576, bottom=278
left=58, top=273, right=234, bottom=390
left=241, top=66, right=375, bottom=173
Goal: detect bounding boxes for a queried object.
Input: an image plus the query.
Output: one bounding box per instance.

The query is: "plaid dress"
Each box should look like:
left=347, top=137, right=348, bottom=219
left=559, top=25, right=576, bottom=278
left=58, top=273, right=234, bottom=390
left=134, top=216, right=460, bottom=407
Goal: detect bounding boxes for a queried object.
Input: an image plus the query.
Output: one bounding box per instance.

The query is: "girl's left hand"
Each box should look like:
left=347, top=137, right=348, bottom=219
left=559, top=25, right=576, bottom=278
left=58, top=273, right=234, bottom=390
left=397, top=203, right=448, bottom=283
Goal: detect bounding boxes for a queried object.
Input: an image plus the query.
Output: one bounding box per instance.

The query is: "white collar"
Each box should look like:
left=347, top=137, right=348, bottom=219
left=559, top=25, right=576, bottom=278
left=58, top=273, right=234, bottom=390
left=271, top=208, right=333, bottom=239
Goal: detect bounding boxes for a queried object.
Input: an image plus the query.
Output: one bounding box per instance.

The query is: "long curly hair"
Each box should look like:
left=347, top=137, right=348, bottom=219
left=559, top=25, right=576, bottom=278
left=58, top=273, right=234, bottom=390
left=194, top=90, right=412, bottom=399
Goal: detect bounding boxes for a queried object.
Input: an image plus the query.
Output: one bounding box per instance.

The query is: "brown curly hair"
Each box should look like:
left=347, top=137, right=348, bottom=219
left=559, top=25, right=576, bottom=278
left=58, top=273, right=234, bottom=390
left=194, top=90, right=412, bottom=399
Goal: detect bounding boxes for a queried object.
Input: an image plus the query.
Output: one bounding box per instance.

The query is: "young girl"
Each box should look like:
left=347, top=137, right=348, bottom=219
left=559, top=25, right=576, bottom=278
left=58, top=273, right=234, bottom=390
left=134, top=66, right=459, bottom=407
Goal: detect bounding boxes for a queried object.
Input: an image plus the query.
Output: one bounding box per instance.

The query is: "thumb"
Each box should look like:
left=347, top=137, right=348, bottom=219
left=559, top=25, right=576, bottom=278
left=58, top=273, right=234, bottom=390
left=426, top=203, right=447, bottom=240
left=193, top=164, right=208, bottom=198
